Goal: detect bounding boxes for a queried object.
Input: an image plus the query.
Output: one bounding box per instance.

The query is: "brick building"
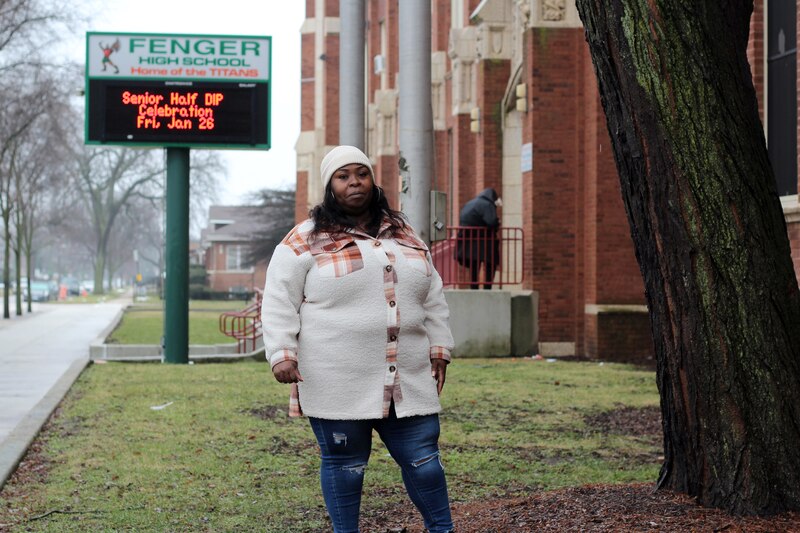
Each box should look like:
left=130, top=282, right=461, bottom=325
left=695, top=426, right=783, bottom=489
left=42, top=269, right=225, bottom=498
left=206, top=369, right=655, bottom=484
left=295, top=0, right=800, bottom=360
left=755, top=0, right=800, bottom=277
left=199, top=205, right=268, bottom=294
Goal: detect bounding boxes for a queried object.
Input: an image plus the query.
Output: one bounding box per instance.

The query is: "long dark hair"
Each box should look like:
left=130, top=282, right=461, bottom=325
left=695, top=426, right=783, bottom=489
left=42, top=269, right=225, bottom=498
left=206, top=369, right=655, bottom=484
left=310, top=183, right=407, bottom=239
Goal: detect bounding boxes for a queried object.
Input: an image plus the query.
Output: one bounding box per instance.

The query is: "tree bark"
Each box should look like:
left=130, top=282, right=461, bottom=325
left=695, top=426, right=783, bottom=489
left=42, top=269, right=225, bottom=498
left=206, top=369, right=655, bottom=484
left=576, top=0, right=800, bottom=515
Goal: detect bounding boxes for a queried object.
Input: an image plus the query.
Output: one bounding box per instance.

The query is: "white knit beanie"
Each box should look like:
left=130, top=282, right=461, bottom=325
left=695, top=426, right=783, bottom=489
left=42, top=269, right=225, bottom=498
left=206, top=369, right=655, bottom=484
left=320, top=145, right=373, bottom=189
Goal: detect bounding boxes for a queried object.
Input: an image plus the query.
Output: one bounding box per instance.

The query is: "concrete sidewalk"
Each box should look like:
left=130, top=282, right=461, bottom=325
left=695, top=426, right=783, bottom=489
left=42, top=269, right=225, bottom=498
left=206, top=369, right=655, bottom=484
left=0, top=299, right=125, bottom=489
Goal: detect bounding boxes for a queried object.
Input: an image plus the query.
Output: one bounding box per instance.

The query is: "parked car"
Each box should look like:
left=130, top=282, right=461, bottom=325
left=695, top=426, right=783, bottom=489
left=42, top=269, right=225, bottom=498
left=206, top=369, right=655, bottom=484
left=29, top=281, right=54, bottom=302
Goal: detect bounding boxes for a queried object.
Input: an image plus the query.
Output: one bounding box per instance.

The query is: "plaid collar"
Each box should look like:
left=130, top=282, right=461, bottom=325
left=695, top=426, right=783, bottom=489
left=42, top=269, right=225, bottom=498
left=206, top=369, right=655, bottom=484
left=310, top=217, right=428, bottom=252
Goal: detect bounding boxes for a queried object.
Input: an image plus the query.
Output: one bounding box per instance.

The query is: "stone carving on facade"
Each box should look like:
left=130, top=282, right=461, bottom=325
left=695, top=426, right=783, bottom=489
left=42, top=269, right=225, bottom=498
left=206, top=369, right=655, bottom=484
left=472, top=0, right=513, bottom=61
left=475, top=24, right=513, bottom=60
left=528, top=0, right=582, bottom=28
left=541, top=0, right=565, bottom=21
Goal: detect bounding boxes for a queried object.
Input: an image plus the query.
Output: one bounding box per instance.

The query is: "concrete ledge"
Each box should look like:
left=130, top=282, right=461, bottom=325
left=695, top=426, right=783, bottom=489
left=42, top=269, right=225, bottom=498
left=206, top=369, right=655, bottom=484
left=0, top=356, right=89, bottom=490
left=585, top=304, right=648, bottom=314
left=539, top=342, right=576, bottom=357
left=88, top=305, right=244, bottom=361
left=445, top=289, right=510, bottom=356
left=444, top=289, right=537, bottom=357
left=782, top=195, right=800, bottom=223
left=90, top=342, right=240, bottom=359
left=511, top=291, right=538, bottom=356
left=94, top=349, right=266, bottom=364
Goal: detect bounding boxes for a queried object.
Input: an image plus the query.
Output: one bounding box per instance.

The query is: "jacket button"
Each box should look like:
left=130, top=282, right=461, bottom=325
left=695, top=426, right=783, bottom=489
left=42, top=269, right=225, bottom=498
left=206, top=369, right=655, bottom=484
left=389, top=300, right=396, bottom=307
left=374, top=241, right=382, bottom=247
left=385, top=265, right=393, bottom=272
left=389, top=365, right=396, bottom=372
left=389, top=334, right=397, bottom=342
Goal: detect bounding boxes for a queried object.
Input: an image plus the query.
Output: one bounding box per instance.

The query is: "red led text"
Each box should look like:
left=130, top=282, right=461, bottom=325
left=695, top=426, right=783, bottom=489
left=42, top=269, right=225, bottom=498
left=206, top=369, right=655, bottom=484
left=121, top=90, right=225, bottom=131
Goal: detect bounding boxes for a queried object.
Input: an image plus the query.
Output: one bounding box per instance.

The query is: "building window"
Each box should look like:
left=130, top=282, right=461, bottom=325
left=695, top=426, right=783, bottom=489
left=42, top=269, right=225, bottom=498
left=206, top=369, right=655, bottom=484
left=767, top=1, right=797, bottom=196
left=226, top=245, right=247, bottom=271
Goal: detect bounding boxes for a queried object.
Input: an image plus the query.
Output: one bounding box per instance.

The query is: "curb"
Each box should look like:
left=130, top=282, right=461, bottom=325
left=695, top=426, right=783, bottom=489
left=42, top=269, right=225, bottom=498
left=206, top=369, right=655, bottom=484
left=0, top=356, right=90, bottom=491
left=93, top=350, right=265, bottom=363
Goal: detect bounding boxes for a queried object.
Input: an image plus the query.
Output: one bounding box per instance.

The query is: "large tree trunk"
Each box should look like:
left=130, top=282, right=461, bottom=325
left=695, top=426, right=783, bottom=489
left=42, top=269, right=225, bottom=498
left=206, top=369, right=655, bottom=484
left=576, top=0, right=800, bottom=515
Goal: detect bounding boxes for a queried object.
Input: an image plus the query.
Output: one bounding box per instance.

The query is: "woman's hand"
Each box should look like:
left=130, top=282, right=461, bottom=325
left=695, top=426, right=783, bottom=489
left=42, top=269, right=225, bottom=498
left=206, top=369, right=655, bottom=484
left=272, top=360, right=304, bottom=384
left=431, top=359, right=448, bottom=395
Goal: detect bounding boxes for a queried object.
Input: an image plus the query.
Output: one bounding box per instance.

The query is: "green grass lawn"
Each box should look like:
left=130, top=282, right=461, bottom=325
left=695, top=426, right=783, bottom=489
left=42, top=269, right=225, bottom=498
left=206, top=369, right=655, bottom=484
left=0, top=359, right=660, bottom=532
left=106, top=300, right=252, bottom=345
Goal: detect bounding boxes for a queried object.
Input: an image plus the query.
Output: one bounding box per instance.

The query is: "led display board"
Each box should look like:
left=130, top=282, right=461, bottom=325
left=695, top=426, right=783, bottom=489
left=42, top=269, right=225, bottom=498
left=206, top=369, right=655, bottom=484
left=85, top=32, right=271, bottom=149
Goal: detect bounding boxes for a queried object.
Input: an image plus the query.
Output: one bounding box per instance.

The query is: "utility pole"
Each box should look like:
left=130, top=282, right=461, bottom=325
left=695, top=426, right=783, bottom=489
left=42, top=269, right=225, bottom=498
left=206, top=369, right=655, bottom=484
left=340, top=0, right=366, bottom=149
left=399, top=0, right=433, bottom=243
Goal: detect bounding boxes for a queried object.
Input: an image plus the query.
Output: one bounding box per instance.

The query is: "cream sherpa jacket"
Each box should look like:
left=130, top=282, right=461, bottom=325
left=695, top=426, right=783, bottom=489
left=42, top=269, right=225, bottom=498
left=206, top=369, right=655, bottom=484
left=262, top=218, right=454, bottom=420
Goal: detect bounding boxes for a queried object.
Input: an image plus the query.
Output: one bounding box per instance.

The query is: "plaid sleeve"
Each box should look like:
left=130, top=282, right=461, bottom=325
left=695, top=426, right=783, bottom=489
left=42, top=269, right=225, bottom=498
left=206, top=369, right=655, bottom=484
left=423, top=263, right=456, bottom=358
left=262, top=231, right=313, bottom=373
left=269, top=348, right=298, bottom=369
left=429, top=346, right=451, bottom=362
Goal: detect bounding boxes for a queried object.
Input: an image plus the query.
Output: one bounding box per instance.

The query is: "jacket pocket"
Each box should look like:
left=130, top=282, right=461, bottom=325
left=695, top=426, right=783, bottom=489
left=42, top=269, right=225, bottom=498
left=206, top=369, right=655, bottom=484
left=310, top=237, right=364, bottom=278
left=396, top=239, right=432, bottom=277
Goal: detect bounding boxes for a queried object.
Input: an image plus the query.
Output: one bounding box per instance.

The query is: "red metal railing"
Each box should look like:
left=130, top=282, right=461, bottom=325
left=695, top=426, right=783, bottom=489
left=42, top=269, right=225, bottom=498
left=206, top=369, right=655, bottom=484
left=219, top=289, right=263, bottom=353
left=431, top=226, right=524, bottom=289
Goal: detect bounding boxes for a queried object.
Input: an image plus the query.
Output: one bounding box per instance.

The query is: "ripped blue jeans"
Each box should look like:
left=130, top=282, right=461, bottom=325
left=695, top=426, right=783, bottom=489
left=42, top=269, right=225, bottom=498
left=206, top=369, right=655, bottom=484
left=308, top=404, right=453, bottom=533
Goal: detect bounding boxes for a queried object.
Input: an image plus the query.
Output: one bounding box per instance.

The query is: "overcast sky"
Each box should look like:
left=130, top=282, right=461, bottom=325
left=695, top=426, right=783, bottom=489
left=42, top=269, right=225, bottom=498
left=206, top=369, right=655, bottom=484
left=73, top=0, right=305, bottom=205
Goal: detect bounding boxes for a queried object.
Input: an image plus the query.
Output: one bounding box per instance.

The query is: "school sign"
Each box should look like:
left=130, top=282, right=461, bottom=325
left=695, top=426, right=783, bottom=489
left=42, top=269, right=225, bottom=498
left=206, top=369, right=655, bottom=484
left=85, top=32, right=271, bottom=149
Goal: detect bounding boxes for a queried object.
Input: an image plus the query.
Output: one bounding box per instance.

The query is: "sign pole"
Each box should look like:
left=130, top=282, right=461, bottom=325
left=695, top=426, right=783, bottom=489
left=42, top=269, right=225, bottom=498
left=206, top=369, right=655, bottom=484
left=164, top=147, right=190, bottom=364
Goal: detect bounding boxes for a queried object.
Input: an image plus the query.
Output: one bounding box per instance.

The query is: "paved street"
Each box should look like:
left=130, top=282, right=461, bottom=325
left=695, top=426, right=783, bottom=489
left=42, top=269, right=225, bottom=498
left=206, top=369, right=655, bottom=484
left=0, top=300, right=124, bottom=485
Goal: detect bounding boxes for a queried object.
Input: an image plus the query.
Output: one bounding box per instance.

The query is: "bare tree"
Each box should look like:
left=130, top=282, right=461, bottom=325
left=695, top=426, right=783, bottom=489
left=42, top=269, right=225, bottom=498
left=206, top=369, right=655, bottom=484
left=0, top=68, right=54, bottom=317
left=188, top=151, right=223, bottom=237
left=67, top=144, right=223, bottom=295
left=69, top=146, right=164, bottom=295
left=105, top=196, right=163, bottom=290
left=576, top=0, right=800, bottom=515
left=245, top=188, right=296, bottom=266
left=14, top=83, right=69, bottom=311
left=0, top=0, right=75, bottom=72
left=0, top=0, right=83, bottom=316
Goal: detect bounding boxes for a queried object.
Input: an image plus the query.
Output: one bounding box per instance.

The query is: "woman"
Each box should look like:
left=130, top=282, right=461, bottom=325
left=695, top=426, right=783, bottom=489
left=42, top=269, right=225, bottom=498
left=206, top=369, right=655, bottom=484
left=262, top=145, right=455, bottom=533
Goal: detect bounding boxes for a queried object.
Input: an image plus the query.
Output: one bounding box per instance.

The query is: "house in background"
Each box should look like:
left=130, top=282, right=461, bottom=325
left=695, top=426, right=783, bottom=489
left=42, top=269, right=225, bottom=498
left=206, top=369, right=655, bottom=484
left=199, top=205, right=268, bottom=294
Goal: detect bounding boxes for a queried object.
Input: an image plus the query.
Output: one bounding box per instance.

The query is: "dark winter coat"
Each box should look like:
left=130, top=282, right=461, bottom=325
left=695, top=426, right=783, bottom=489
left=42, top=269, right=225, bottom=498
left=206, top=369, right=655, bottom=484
left=456, top=188, right=500, bottom=266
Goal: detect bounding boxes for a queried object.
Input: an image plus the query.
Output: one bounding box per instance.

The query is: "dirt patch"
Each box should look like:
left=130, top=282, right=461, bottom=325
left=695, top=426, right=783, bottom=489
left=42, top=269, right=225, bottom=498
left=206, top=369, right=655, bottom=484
left=361, top=483, right=800, bottom=532
left=584, top=405, right=661, bottom=437
left=246, top=405, right=288, bottom=420
left=1, top=437, right=50, bottom=498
